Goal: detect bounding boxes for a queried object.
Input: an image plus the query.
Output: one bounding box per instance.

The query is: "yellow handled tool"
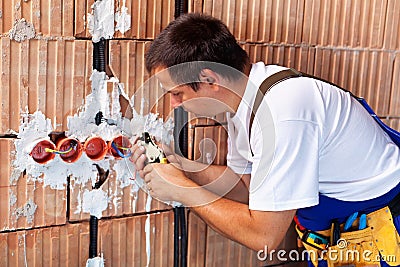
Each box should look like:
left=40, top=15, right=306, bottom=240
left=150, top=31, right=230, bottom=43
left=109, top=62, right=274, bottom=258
left=139, top=132, right=168, bottom=164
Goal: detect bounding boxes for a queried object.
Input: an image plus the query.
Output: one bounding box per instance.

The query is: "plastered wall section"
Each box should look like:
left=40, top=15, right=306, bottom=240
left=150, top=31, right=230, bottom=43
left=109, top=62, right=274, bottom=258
left=0, top=0, right=175, bottom=231
left=0, top=39, right=167, bottom=134
left=0, top=38, right=172, bottom=224
left=74, top=0, right=175, bottom=38
left=0, top=1, right=177, bottom=264
left=0, top=138, right=66, bottom=231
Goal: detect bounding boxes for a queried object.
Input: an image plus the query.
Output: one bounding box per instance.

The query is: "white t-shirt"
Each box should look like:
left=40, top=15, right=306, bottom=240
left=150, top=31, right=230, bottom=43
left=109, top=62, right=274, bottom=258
left=227, top=62, right=400, bottom=211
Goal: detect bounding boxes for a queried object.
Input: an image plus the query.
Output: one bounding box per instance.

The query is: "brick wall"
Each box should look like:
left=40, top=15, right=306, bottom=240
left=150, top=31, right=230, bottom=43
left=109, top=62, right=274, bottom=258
left=0, top=0, right=399, bottom=266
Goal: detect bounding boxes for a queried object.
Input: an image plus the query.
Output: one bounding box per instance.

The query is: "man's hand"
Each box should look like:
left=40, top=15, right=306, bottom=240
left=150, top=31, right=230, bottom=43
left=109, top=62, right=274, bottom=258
left=130, top=138, right=181, bottom=177
left=129, top=140, right=147, bottom=178
left=158, top=142, right=183, bottom=167
left=130, top=136, right=248, bottom=203
left=143, top=163, right=194, bottom=202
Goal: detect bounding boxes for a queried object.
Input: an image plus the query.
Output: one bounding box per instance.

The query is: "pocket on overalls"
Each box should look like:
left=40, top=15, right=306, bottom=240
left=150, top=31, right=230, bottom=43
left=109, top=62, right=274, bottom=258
left=325, top=227, right=380, bottom=267
left=368, top=207, right=400, bottom=266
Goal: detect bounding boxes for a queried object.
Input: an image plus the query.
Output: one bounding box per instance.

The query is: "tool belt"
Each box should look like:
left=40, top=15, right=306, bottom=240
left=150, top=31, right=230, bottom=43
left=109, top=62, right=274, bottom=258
left=295, top=192, right=400, bottom=267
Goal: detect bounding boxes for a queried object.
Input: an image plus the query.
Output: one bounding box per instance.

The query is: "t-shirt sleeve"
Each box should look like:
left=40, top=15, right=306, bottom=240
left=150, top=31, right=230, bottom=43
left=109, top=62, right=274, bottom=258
left=227, top=133, right=252, bottom=175
left=249, top=82, right=322, bottom=211
left=249, top=120, right=320, bottom=211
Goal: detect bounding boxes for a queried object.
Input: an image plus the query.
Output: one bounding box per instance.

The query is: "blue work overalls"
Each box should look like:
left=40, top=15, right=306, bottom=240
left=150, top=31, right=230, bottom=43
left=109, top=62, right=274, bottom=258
left=297, top=181, right=400, bottom=267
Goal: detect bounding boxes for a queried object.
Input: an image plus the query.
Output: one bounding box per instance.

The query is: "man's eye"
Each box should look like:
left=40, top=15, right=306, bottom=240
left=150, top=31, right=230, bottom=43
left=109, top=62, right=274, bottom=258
left=171, top=92, right=181, bottom=96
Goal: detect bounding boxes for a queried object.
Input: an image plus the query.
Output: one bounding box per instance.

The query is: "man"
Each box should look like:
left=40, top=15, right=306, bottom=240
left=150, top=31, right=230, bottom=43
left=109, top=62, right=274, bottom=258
left=130, top=13, right=400, bottom=266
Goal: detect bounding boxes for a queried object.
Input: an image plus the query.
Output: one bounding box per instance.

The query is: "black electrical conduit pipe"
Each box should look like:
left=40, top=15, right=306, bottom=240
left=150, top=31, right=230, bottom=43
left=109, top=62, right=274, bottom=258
left=89, top=32, right=107, bottom=259
left=89, top=1, right=189, bottom=264
left=173, top=106, right=188, bottom=267
left=173, top=2, right=189, bottom=267
left=93, top=38, right=107, bottom=73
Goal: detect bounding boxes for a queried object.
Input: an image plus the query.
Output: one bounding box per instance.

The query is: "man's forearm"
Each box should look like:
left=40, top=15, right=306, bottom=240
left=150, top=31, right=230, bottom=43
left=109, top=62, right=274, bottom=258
left=179, top=160, right=249, bottom=203
left=174, top=181, right=295, bottom=252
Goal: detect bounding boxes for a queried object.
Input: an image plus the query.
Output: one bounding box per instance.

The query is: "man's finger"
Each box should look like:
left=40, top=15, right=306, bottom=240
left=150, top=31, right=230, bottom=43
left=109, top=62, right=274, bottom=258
left=132, top=136, right=140, bottom=145
left=144, top=172, right=151, bottom=183
left=143, top=164, right=154, bottom=182
left=136, top=154, right=147, bottom=170
left=138, top=170, right=145, bottom=178
left=130, top=144, right=146, bottom=168
left=159, top=142, right=175, bottom=156
left=145, top=181, right=152, bottom=191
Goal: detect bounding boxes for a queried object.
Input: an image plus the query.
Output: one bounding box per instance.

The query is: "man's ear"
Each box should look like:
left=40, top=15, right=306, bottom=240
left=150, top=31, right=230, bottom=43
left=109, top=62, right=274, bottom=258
left=199, top=69, right=219, bottom=85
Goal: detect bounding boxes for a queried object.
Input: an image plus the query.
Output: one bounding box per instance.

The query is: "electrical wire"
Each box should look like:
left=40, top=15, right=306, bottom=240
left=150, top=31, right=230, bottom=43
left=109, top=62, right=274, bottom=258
left=111, top=141, right=132, bottom=158
left=45, top=144, right=74, bottom=154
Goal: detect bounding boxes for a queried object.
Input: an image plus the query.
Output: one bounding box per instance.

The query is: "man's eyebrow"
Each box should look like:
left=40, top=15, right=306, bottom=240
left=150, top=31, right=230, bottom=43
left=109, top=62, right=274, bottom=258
left=167, top=88, right=180, bottom=94
left=159, top=82, right=182, bottom=92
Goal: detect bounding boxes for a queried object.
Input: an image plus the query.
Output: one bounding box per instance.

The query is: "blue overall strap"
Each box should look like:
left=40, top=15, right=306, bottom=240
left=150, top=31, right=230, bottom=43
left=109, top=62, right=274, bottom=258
left=356, top=97, right=400, bottom=147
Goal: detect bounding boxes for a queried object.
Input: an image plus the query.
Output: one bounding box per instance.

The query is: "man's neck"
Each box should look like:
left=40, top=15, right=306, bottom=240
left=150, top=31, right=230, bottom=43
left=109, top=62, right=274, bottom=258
left=227, top=62, right=252, bottom=113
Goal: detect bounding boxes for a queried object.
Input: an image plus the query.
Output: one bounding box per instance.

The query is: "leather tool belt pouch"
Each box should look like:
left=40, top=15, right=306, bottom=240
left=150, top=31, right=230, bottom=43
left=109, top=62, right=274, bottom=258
left=297, top=206, right=400, bottom=267
left=325, top=225, right=379, bottom=267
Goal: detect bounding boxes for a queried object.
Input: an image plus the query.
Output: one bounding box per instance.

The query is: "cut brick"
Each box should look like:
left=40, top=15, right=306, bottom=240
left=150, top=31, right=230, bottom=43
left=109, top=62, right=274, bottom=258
left=0, top=0, right=74, bottom=37
left=0, top=39, right=92, bottom=134
left=68, top=166, right=171, bottom=222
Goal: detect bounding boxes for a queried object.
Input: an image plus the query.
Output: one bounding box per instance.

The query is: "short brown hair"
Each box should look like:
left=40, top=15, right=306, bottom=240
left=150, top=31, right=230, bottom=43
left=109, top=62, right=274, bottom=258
left=145, top=13, right=249, bottom=90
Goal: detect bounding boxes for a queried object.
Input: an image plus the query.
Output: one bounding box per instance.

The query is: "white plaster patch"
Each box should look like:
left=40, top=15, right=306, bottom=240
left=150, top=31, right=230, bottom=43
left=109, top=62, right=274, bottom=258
left=14, top=199, right=37, bottom=224
left=113, top=159, right=135, bottom=188
left=112, top=195, right=120, bottom=211
left=13, top=110, right=53, bottom=182
left=18, top=233, right=28, bottom=266
left=115, top=0, right=131, bottom=34
left=86, top=255, right=105, bottom=267
left=129, top=111, right=174, bottom=146
left=67, top=71, right=124, bottom=142
left=74, top=191, right=82, bottom=215
left=87, top=0, right=115, bottom=43
left=82, top=189, right=109, bottom=219
left=145, top=195, right=152, bottom=267
left=13, top=111, right=108, bottom=190
left=9, top=190, right=17, bottom=207
left=9, top=18, right=35, bottom=42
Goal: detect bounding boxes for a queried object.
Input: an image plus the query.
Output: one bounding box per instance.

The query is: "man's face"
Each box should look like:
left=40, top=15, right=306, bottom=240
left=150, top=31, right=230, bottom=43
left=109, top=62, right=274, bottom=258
left=154, top=66, right=230, bottom=116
